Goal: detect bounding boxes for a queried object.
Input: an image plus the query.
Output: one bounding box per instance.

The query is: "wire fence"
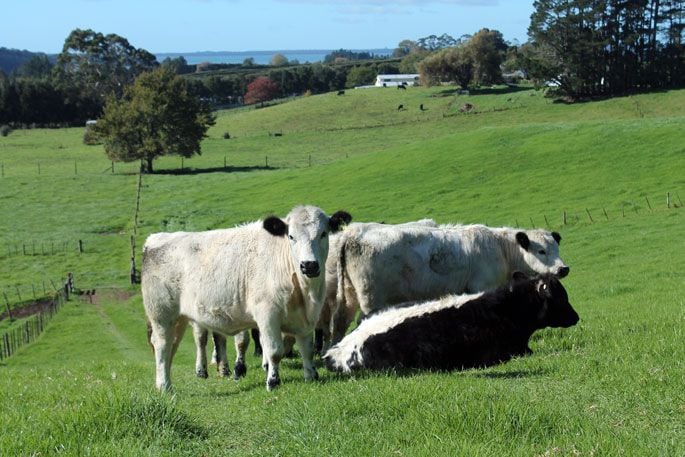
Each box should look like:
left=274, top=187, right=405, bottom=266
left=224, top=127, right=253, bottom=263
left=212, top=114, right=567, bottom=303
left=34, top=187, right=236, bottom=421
left=0, top=274, right=74, bottom=361
left=2, top=239, right=87, bottom=259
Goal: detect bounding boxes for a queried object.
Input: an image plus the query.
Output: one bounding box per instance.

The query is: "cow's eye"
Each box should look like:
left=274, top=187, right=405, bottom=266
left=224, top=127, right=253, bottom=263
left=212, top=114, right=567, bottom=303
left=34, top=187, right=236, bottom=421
left=538, top=249, right=546, bottom=255
left=288, top=235, right=295, bottom=241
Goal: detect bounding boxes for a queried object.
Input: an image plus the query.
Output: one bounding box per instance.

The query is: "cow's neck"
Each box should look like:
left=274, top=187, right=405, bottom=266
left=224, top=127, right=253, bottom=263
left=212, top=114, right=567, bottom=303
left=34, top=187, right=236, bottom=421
left=289, top=271, right=325, bottom=329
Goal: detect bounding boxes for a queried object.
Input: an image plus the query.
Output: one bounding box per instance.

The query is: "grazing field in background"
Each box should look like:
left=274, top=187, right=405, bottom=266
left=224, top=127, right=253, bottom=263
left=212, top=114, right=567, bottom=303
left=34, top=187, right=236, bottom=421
left=0, top=86, right=683, bottom=456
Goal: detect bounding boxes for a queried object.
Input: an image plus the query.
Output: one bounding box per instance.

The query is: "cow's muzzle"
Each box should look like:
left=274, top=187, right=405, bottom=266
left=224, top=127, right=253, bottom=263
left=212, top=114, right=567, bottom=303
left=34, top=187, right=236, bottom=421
left=300, top=261, right=320, bottom=278
left=557, top=266, right=570, bottom=278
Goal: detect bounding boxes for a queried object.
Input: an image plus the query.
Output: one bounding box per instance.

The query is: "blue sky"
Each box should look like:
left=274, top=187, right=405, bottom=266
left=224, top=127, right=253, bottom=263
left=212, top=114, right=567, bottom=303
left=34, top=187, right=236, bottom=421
left=3, top=0, right=534, bottom=53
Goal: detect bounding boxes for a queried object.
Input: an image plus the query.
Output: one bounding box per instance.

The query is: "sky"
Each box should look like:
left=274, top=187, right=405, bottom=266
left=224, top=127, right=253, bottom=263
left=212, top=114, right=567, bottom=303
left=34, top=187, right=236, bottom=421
left=3, top=0, right=535, bottom=54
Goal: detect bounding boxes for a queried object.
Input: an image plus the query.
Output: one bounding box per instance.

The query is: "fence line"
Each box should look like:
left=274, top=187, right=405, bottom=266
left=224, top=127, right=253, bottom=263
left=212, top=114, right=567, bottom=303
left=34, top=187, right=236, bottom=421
left=2, top=239, right=86, bottom=259
left=514, top=192, right=681, bottom=230
left=0, top=274, right=73, bottom=361
left=129, top=169, right=143, bottom=284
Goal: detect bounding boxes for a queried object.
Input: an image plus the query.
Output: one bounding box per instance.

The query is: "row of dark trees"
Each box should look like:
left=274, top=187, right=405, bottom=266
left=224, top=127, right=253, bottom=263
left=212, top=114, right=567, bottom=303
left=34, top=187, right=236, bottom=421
left=525, top=0, right=684, bottom=97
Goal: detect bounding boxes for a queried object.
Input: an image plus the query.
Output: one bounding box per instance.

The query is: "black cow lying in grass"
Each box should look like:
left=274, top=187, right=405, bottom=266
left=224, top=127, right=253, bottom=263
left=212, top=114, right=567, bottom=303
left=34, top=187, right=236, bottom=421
left=324, top=272, right=579, bottom=372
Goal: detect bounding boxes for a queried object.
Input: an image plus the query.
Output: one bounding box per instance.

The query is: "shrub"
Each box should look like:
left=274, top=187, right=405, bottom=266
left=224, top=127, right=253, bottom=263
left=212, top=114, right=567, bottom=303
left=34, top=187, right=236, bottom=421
left=0, top=125, right=11, bottom=137
left=83, top=126, right=100, bottom=145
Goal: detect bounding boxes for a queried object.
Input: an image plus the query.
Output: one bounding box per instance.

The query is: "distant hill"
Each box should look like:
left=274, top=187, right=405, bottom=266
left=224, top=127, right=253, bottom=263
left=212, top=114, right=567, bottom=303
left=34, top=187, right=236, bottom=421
left=0, top=47, right=56, bottom=74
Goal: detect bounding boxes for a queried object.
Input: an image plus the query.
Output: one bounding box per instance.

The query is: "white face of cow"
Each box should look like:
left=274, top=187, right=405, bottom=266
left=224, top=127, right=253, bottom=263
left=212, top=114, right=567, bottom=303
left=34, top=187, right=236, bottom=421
left=263, top=206, right=352, bottom=279
left=515, top=230, right=570, bottom=278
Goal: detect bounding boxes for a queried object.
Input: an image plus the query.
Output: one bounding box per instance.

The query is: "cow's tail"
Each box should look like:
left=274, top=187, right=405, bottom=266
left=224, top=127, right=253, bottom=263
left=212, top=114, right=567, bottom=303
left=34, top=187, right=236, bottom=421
left=331, top=235, right=348, bottom=342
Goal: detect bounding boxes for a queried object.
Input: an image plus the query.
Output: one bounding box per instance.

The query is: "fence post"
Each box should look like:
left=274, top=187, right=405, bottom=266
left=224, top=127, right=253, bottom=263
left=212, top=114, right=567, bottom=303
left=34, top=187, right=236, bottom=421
left=645, top=197, right=652, bottom=210
left=563, top=211, right=567, bottom=225
left=74, top=161, right=78, bottom=175
left=78, top=240, right=84, bottom=253
left=265, top=156, right=268, bottom=167
left=603, top=208, right=609, bottom=221
left=543, top=215, right=550, bottom=228
left=586, top=209, right=594, bottom=223
left=667, top=192, right=670, bottom=208
left=3, top=291, right=12, bottom=321
left=15, top=286, right=21, bottom=303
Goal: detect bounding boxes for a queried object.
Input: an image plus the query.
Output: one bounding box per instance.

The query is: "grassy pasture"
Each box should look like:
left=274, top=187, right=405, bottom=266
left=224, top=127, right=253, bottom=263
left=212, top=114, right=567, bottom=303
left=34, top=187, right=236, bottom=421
left=0, top=86, right=683, bottom=455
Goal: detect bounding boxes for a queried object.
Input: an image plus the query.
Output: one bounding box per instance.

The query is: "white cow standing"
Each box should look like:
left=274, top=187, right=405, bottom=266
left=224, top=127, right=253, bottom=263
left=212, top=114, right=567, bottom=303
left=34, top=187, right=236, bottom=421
left=328, top=223, right=569, bottom=345
left=142, top=205, right=351, bottom=391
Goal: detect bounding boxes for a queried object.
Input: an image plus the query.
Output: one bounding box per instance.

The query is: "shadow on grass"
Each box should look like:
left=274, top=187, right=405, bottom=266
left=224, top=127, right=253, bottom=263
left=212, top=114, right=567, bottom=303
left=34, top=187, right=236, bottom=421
left=467, top=85, right=532, bottom=96
left=152, top=165, right=276, bottom=175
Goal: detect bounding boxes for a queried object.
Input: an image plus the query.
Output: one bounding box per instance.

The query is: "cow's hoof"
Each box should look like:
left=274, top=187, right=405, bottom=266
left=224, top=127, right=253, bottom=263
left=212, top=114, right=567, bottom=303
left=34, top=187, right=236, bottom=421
left=267, top=376, right=281, bottom=391
left=304, top=367, right=319, bottom=381
left=196, top=369, right=209, bottom=379
left=217, top=364, right=231, bottom=378
left=234, top=361, right=247, bottom=380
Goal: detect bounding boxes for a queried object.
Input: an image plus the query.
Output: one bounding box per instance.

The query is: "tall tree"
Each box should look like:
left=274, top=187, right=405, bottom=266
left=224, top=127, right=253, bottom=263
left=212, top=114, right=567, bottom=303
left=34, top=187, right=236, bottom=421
left=94, top=67, right=215, bottom=173
left=53, top=29, right=158, bottom=108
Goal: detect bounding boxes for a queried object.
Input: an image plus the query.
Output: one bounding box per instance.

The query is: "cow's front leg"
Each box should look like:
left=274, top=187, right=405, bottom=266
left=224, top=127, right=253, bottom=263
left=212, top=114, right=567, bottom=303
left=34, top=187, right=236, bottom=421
left=256, top=318, right=284, bottom=391
left=296, top=332, right=319, bottom=381
left=233, top=330, right=249, bottom=379
left=149, top=320, right=176, bottom=392
left=191, top=323, right=209, bottom=378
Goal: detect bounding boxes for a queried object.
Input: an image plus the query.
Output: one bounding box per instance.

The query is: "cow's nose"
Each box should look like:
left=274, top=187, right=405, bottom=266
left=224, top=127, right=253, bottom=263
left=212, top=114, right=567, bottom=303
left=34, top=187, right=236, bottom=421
left=300, top=261, right=320, bottom=278
left=557, top=266, right=570, bottom=278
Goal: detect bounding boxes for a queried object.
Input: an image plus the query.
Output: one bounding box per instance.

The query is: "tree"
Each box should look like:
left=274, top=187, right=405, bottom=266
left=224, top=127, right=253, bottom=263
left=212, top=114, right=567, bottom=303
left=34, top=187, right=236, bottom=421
left=419, top=46, right=474, bottom=88
left=94, top=67, right=215, bottom=173
left=345, top=65, right=376, bottom=87
left=468, top=28, right=508, bottom=85
left=244, top=76, right=279, bottom=105
left=270, top=53, right=289, bottom=66
left=416, top=33, right=458, bottom=51
left=53, top=29, right=158, bottom=114
left=393, top=39, right=421, bottom=57
left=14, top=55, right=53, bottom=79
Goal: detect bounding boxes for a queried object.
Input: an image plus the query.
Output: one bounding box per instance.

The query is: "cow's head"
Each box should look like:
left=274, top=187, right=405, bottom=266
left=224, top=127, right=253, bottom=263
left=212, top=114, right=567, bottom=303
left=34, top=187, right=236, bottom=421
left=263, top=206, right=351, bottom=279
left=512, top=272, right=579, bottom=328
left=515, top=230, right=570, bottom=278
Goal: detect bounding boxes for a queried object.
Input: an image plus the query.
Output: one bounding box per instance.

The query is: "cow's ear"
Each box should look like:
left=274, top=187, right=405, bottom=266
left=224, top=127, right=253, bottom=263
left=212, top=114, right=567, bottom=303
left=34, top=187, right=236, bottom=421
left=516, top=232, right=530, bottom=250
left=512, top=271, right=528, bottom=282
left=551, top=231, right=562, bottom=245
left=329, top=210, right=352, bottom=233
left=263, top=216, right=288, bottom=237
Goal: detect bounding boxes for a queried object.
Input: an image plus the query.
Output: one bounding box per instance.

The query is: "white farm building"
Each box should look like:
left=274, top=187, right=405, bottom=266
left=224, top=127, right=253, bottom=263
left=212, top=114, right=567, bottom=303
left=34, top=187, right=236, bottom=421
left=375, top=74, right=420, bottom=87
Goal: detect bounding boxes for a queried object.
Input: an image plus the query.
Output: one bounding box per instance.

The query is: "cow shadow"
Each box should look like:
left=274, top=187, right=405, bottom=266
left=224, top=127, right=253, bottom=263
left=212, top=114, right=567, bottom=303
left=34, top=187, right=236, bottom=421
left=152, top=165, right=276, bottom=175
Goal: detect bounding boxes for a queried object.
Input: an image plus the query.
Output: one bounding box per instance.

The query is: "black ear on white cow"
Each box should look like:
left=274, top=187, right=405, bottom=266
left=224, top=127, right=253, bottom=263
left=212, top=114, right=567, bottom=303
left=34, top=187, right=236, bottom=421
left=551, top=231, right=562, bottom=244
left=516, top=232, right=530, bottom=250
left=329, top=210, right=352, bottom=233
left=512, top=271, right=528, bottom=282
left=263, top=216, right=288, bottom=237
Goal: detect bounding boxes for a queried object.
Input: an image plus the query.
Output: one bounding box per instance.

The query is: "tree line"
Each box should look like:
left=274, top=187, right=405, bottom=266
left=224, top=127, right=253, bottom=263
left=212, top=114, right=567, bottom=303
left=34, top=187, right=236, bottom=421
left=525, top=0, right=684, bottom=97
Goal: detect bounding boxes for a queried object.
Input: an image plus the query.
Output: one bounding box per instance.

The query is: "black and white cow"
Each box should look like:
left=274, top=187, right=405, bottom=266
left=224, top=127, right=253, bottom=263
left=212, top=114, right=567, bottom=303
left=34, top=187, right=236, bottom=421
left=324, top=272, right=579, bottom=372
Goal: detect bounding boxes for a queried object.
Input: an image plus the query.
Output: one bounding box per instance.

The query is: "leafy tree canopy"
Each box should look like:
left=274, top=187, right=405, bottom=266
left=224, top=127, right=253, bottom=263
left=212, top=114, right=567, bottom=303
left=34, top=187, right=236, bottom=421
left=94, top=67, right=215, bottom=173
left=244, top=76, right=279, bottom=105
left=53, top=28, right=158, bottom=103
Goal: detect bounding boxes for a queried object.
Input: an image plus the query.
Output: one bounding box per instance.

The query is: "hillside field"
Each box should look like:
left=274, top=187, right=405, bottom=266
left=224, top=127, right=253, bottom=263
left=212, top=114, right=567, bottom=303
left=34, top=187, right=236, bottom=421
left=0, top=86, right=683, bottom=456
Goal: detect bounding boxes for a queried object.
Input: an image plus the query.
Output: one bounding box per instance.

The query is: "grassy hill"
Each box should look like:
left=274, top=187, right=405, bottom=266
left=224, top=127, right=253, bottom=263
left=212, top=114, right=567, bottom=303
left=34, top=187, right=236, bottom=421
left=0, top=86, right=684, bottom=455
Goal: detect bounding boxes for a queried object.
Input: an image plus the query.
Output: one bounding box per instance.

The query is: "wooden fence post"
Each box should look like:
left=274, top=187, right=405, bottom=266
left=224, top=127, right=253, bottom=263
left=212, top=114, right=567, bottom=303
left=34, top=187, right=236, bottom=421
left=645, top=197, right=652, bottom=210
left=586, top=209, right=594, bottom=223
left=667, top=192, right=670, bottom=208
left=78, top=240, right=84, bottom=253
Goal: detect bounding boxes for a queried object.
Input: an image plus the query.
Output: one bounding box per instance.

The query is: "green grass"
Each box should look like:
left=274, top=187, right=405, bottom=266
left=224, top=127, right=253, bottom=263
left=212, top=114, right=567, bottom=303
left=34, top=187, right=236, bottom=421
left=0, top=86, right=684, bottom=455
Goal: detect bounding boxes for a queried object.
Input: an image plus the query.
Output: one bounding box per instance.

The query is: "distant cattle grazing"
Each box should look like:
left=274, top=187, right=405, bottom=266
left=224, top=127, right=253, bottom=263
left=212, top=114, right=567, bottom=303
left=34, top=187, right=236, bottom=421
left=397, top=84, right=407, bottom=90
left=142, top=205, right=352, bottom=391
left=324, top=272, right=579, bottom=372
left=397, top=104, right=404, bottom=111
left=327, top=223, right=569, bottom=345
left=420, top=104, right=425, bottom=111
left=337, top=90, right=345, bottom=95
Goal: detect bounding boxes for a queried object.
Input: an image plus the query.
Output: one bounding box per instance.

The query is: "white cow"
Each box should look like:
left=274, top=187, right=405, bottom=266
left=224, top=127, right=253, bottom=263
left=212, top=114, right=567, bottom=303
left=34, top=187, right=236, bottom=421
left=328, top=223, right=569, bottom=345
left=317, top=219, right=438, bottom=351
left=142, top=205, right=352, bottom=391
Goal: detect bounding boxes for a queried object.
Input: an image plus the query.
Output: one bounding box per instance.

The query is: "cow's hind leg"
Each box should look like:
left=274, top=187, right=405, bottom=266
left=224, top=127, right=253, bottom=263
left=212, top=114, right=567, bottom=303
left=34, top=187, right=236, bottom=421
left=296, top=332, right=319, bottom=381
left=256, top=317, right=284, bottom=391
left=191, top=323, right=209, bottom=378
left=233, top=330, right=249, bottom=380
left=212, top=332, right=230, bottom=377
